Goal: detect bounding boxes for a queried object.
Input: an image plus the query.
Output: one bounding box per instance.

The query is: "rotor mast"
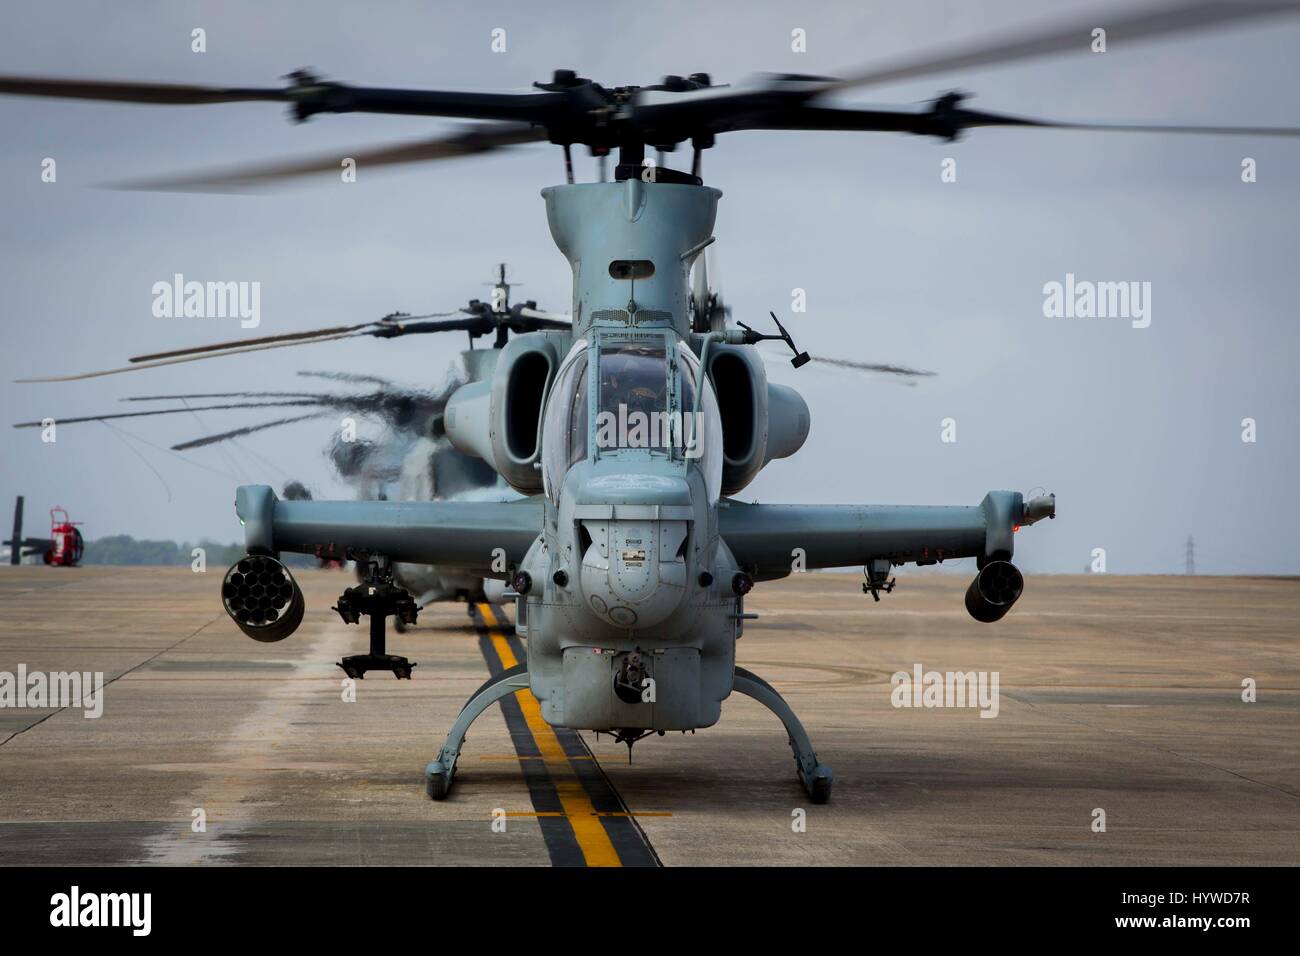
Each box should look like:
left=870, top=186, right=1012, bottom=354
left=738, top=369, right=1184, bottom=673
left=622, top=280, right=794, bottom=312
left=543, top=177, right=719, bottom=341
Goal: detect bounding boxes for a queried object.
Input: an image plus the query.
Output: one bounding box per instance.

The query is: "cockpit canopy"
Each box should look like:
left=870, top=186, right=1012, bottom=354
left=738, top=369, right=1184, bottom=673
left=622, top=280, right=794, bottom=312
left=541, top=331, right=722, bottom=501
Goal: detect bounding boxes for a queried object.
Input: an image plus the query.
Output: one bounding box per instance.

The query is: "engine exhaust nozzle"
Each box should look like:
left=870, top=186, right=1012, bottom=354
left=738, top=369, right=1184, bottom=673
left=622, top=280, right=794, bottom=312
left=965, top=560, right=1023, bottom=623
left=222, top=553, right=305, bottom=642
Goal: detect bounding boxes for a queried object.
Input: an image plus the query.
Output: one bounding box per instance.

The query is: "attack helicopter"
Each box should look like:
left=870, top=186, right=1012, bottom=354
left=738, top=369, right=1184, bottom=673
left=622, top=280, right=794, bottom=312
left=10, top=265, right=574, bottom=610
left=14, top=258, right=922, bottom=614
left=5, top=0, right=1298, bottom=801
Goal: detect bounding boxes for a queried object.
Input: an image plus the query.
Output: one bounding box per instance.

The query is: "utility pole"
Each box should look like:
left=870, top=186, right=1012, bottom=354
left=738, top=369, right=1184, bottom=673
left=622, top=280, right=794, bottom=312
left=1185, top=535, right=1195, bottom=576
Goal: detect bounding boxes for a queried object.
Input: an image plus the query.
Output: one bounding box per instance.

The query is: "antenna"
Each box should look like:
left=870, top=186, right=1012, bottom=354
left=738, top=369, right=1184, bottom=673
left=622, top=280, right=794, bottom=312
left=489, top=263, right=511, bottom=314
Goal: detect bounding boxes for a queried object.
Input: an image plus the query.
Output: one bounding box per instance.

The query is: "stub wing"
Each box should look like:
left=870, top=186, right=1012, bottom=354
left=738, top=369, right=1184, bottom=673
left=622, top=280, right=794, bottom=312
left=235, top=484, right=541, bottom=575
left=719, top=491, right=1055, bottom=580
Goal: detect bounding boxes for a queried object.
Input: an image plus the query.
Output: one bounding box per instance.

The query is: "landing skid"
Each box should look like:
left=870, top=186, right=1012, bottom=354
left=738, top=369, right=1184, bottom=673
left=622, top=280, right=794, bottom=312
left=732, top=666, right=833, bottom=803
left=424, top=663, right=530, bottom=800
left=423, top=662, right=831, bottom=803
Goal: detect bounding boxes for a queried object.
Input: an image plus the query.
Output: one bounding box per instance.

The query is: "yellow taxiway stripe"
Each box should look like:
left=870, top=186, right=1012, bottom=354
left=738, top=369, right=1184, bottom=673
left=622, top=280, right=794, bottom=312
left=503, top=811, right=673, bottom=818
left=478, top=603, right=622, bottom=868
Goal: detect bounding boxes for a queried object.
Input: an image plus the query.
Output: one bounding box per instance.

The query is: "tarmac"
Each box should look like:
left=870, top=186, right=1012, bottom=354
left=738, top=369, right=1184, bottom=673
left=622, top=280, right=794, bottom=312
left=0, top=566, right=1296, bottom=866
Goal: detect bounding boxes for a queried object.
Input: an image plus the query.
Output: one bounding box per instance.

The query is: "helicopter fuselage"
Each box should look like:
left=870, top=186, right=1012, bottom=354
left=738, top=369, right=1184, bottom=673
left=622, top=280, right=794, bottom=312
left=226, top=176, right=1053, bottom=800
left=457, top=179, right=758, bottom=732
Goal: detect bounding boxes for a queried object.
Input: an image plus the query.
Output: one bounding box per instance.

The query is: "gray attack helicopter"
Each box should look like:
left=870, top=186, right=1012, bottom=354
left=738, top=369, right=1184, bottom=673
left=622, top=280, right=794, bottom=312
left=14, top=256, right=919, bottom=623
left=12, top=266, right=575, bottom=611
left=6, top=0, right=1299, bottom=802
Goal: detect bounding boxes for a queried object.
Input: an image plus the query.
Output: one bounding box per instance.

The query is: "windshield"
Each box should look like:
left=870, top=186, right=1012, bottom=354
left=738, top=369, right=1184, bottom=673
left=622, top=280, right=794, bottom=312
left=541, top=335, right=723, bottom=502
left=598, top=343, right=670, bottom=451
left=541, top=338, right=588, bottom=500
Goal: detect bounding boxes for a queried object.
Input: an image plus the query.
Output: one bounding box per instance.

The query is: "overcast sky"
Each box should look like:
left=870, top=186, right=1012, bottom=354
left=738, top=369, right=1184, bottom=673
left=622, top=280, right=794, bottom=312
left=1, top=0, right=1297, bottom=574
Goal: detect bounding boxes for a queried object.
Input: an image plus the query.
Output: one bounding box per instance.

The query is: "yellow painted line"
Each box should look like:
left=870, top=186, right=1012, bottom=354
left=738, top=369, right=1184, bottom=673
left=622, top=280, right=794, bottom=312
left=479, top=603, right=622, bottom=868
left=477, top=754, right=595, bottom=762
left=504, top=811, right=673, bottom=818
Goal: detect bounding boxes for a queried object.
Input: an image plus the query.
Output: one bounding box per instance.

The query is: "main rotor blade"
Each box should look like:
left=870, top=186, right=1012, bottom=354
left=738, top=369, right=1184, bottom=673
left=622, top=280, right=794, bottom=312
left=515, top=306, right=572, bottom=326
left=14, top=331, right=364, bottom=382
left=278, top=85, right=569, bottom=124
left=371, top=316, right=493, bottom=337
left=0, top=73, right=570, bottom=123
left=760, top=348, right=936, bottom=377
left=297, top=370, right=392, bottom=386
left=739, top=104, right=1300, bottom=138
left=807, top=356, right=936, bottom=377
left=1033, top=120, right=1300, bottom=136
left=171, top=413, right=331, bottom=451
left=128, top=311, right=458, bottom=363
left=13, top=401, right=321, bottom=428
left=15, top=310, right=470, bottom=383
left=820, top=1, right=1300, bottom=94
left=129, top=323, right=382, bottom=363
left=0, top=75, right=288, bottom=105
left=112, top=385, right=453, bottom=436
left=123, top=392, right=325, bottom=402
left=113, top=124, right=548, bottom=192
